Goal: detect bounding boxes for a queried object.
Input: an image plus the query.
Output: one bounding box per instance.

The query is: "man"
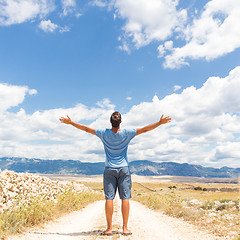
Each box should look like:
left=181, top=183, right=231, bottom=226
left=59, top=112, right=171, bottom=236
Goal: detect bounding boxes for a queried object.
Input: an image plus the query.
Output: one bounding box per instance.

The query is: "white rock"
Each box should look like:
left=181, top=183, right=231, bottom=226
left=0, top=169, right=89, bottom=212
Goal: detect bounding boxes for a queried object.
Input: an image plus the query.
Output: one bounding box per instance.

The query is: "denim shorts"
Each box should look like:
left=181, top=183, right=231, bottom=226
left=103, top=166, right=132, bottom=200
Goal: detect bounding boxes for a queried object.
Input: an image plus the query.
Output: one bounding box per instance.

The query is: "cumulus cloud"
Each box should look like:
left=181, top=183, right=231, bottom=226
left=163, top=0, right=240, bottom=68
left=0, top=83, right=37, bottom=112
left=123, top=66, right=240, bottom=167
left=215, top=142, right=240, bottom=160
left=114, top=0, right=187, bottom=49
left=1, top=67, right=240, bottom=167
left=0, top=0, right=55, bottom=25
left=38, top=19, right=70, bottom=33
left=0, top=0, right=71, bottom=33
left=39, top=19, right=58, bottom=32
left=0, top=92, right=113, bottom=161
left=93, top=0, right=240, bottom=68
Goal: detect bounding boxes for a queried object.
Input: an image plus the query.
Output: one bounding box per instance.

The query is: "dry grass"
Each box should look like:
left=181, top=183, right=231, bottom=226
left=0, top=188, right=104, bottom=239
left=132, top=182, right=240, bottom=240
left=77, top=181, right=104, bottom=191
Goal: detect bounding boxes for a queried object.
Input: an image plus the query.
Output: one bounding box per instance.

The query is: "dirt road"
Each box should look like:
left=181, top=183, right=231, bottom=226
left=8, top=198, right=220, bottom=240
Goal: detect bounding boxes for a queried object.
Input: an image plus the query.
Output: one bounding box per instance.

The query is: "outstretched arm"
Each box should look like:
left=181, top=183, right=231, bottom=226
left=59, top=115, right=96, bottom=135
left=136, top=115, right=171, bottom=136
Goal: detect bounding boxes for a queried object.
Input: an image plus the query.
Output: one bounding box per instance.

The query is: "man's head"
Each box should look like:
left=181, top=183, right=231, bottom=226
left=110, top=112, right=121, bottom=128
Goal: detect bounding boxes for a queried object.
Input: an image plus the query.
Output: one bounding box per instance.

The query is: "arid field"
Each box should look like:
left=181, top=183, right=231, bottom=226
left=1, top=172, right=239, bottom=240
left=54, top=174, right=239, bottom=240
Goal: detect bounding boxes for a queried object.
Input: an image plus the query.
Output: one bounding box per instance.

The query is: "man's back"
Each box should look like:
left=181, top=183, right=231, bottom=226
left=95, top=128, right=137, bottom=168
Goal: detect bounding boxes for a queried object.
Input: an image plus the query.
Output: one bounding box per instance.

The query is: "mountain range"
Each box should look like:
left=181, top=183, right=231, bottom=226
left=0, top=157, right=240, bottom=178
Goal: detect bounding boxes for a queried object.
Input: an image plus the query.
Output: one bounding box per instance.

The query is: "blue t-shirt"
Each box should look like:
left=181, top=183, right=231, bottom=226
left=95, top=128, right=137, bottom=168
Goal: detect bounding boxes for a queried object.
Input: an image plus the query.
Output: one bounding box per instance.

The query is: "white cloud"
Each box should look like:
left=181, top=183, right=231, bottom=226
left=173, top=85, right=181, bottom=92
left=164, top=40, right=173, bottom=50
left=158, top=40, right=174, bottom=58
left=0, top=93, right=113, bottom=160
left=61, top=0, right=76, bottom=16
left=1, top=0, right=240, bottom=69
left=0, top=0, right=55, bottom=25
left=126, top=97, right=132, bottom=101
left=163, top=0, right=240, bottom=68
left=157, top=44, right=166, bottom=58
left=39, top=19, right=58, bottom=32
left=96, top=98, right=115, bottom=109
left=94, top=0, right=240, bottom=68
left=1, top=67, right=240, bottom=167
left=38, top=19, right=69, bottom=33
left=114, top=0, right=187, bottom=49
left=123, top=66, right=240, bottom=167
left=0, top=83, right=37, bottom=112
left=28, top=89, right=38, bottom=95
left=215, top=142, right=240, bottom=159
left=0, top=0, right=71, bottom=32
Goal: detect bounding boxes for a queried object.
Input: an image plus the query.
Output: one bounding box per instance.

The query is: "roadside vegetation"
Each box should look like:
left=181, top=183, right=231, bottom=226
left=0, top=172, right=104, bottom=240
left=131, top=182, right=240, bottom=240
left=0, top=189, right=104, bottom=239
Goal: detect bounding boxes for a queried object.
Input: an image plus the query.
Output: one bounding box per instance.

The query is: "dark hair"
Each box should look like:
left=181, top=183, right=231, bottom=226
left=110, top=112, right=121, bottom=128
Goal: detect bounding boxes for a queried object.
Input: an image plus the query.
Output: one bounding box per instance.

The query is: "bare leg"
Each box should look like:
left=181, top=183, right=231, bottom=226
left=121, top=199, right=131, bottom=234
left=104, top=199, right=113, bottom=234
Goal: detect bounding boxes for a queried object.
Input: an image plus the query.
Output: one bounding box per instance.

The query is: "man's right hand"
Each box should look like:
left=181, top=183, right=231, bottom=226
left=59, top=115, right=72, bottom=124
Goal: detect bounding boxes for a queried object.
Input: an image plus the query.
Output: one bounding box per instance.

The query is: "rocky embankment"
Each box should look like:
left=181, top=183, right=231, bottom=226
left=0, top=169, right=88, bottom=213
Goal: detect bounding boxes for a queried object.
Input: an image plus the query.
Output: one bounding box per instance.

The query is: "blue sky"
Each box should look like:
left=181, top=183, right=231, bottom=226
left=0, top=0, right=240, bottom=168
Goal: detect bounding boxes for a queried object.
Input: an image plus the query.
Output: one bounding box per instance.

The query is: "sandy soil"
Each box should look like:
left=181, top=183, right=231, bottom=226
left=8, top=197, right=220, bottom=240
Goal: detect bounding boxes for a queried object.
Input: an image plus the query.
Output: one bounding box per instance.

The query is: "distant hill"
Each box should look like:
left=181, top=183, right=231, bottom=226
left=129, top=160, right=240, bottom=178
left=0, top=157, right=104, bottom=175
left=0, top=157, right=239, bottom=178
